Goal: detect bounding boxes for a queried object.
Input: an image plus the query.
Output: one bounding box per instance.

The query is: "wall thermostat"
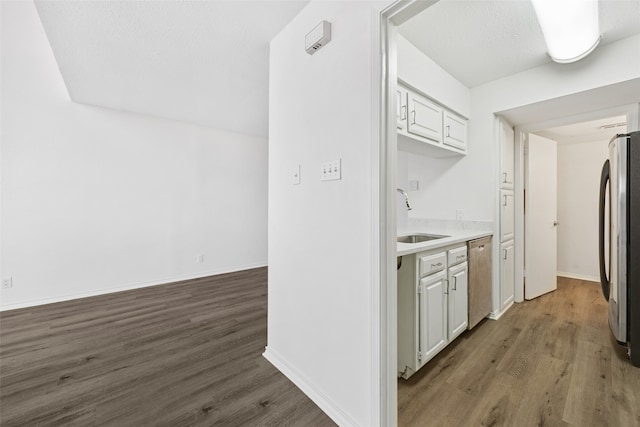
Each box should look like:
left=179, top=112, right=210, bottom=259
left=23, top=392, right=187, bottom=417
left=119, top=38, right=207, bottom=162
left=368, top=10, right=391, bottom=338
left=305, top=21, right=331, bottom=55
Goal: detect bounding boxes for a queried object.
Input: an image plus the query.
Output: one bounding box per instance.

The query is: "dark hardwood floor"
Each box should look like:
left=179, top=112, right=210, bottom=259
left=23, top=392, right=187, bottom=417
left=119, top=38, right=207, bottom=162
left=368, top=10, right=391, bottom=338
left=398, top=277, right=640, bottom=427
left=3, top=272, right=639, bottom=426
left=0, top=267, right=336, bottom=426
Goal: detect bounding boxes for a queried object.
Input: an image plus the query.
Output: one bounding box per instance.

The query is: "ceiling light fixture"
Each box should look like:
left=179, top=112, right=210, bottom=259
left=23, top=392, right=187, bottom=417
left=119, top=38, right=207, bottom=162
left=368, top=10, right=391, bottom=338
left=599, top=122, right=628, bottom=130
left=531, top=0, right=601, bottom=63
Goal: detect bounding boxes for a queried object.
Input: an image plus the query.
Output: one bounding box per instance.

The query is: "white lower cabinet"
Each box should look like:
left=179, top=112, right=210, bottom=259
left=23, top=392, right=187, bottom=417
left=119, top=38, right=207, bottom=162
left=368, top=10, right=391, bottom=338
left=418, top=271, right=447, bottom=365
left=448, top=261, right=468, bottom=340
left=398, top=244, right=469, bottom=379
left=500, top=240, right=515, bottom=310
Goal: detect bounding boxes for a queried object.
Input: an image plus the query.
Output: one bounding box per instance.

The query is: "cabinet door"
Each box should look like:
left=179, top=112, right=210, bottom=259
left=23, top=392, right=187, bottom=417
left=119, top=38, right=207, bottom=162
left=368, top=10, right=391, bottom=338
left=396, top=86, right=407, bottom=131
left=407, top=92, right=443, bottom=143
left=500, top=120, right=515, bottom=189
left=448, top=262, right=468, bottom=340
left=500, top=189, right=514, bottom=241
left=418, top=271, right=447, bottom=367
left=443, top=111, right=467, bottom=151
left=500, top=240, right=515, bottom=310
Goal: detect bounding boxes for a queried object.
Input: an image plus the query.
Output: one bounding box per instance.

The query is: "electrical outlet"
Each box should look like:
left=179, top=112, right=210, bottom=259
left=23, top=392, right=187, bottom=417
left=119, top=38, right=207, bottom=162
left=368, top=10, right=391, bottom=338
left=197, top=254, right=204, bottom=264
left=409, top=180, right=419, bottom=191
left=321, top=159, right=341, bottom=181
left=2, top=277, right=12, bottom=288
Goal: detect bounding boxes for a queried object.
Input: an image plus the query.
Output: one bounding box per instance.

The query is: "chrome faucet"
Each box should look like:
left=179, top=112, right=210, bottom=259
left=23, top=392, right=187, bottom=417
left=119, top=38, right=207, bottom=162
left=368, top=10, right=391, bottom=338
left=397, top=188, right=412, bottom=211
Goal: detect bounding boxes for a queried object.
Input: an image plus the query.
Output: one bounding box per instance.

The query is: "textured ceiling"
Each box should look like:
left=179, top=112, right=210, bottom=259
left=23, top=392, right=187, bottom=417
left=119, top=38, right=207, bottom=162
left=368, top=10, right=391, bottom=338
left=34, top=0, right=309, bottom=138
left=399, top=0, right=640, bottom=88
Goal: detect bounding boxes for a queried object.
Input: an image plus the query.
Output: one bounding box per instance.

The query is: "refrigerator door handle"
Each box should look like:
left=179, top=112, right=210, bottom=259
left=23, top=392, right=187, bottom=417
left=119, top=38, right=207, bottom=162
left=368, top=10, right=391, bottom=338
left=599, top=159, right=611, bottom=301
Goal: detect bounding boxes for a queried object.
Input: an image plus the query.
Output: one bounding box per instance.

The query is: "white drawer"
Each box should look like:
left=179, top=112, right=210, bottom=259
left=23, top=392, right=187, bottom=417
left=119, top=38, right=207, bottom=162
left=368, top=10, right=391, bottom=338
left=448, top=246, right=467, bottom=266
left=419, top=252, right=446, bottom=277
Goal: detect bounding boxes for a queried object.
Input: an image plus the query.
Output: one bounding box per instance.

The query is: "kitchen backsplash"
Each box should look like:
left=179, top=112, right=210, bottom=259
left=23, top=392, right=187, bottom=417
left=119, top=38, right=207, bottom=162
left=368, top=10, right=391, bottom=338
left=400, top=217, right=493, bottom=234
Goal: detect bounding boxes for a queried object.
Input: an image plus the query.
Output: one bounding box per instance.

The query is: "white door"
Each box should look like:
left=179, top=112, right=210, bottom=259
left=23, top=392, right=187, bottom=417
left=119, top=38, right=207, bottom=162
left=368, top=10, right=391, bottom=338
left=525, top=133, right=558, bottom=299
left=447, top=262, right=468, bottom=340
left=418, top=271, right=447, bottom=367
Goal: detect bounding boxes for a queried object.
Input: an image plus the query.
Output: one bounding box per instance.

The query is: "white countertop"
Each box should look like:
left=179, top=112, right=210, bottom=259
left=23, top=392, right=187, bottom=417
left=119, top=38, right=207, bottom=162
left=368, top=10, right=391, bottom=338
left=397, top=228, right=493, bottom=256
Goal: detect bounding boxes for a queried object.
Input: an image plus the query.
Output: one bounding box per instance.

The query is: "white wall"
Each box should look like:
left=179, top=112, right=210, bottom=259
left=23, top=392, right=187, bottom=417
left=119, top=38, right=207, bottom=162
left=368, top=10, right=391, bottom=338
left=471, top=34, right=640, bottom=314
left=396, top=35, right=484, bottom=222
left=557, top=139, right=610, bottom=281
left=1, top=1, right=268, bottom=310
left=396, top=151, right=409, bottom=229
left=265, top=2, right=387, bottom=426
left=397, top=35, right=470, bottom=118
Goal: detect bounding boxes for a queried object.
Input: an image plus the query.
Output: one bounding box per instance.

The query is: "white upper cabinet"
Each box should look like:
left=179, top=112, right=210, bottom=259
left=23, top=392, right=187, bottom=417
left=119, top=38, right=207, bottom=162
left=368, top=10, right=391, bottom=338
left=443, top=111, right=468, bottom=151
left=397, top=82, right=467, bottom=158
left=407, top=91, right=443, bottom=143
left=396, top=86, right=407, bottom=131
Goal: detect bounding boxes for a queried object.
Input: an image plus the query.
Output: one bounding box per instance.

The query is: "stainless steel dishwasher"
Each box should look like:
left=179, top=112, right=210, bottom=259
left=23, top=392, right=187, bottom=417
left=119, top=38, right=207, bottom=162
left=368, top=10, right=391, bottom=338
left=468, top=236, right=492, bottom=329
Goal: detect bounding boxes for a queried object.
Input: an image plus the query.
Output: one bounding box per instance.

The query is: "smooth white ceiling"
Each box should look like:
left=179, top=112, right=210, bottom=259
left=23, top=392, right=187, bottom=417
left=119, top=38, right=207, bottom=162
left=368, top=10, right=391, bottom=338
left=399, top=0, right=640, bottom=88
left=34, top=0, right=309, bottom=138
left=535, top=115, right=627, bottom=144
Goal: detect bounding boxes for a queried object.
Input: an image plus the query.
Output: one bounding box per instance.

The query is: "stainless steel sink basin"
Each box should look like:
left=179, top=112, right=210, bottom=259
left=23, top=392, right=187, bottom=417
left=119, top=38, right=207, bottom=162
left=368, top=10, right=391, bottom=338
left=397, top=233, right=449, bottom=244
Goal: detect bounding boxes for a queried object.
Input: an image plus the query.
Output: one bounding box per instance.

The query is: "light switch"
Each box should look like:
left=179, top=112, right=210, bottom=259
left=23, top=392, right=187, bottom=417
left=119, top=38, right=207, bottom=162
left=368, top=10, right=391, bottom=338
left=292, top=164, right=301, bottom=185
left=321, top=159, right=341, bottom=181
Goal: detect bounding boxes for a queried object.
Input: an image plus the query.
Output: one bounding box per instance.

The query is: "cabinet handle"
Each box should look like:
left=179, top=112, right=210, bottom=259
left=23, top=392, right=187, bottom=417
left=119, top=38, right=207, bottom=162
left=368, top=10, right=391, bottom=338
left=401, top=105, right=407, bottom=121
left=503, top=172, right=507, bottom=183
left=452, top=276, right=457, bottom=291
left=503, top=195, right=508, bottom=206
left=478, top=244, right=485, bottom=249
left=446, top=125, right=451, bottom=137
left=444, top=279, right=449, bottom=295
left=431, top=262, right=442, bottom=269
left=503, top=249, right=508, bottom=260
left=456, top=255, right=465, bottom=260
left=411, top=110, right=416, bottom=125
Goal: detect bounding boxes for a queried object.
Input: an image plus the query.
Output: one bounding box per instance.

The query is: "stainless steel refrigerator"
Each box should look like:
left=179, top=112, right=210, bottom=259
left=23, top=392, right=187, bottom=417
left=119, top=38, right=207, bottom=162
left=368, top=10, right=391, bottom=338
left=599, top=131, right=640, bottom=367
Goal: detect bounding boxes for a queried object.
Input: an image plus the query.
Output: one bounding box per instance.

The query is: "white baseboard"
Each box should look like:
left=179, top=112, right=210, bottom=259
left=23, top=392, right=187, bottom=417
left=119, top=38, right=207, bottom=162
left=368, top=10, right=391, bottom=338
left=557, top=271, right=600, bottom=283
left=0, top=263, right=267, bottom=312
left=263, top=346, right=358, bottom=427
left=488, top=300, right=514, bottom=321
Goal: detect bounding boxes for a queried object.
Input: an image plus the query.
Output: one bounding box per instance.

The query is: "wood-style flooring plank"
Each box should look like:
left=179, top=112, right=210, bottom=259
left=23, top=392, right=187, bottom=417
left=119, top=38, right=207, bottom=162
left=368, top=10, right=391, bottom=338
left=399, top=277, right=640, bottom=427
left=0, top=267, right=336, bottom=427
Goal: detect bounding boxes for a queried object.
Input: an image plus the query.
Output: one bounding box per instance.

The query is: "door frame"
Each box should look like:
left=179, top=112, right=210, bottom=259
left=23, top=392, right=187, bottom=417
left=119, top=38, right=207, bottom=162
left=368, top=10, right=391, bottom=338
left=512, top=104, right=640, bottom=302
left=378, top=1, right=438, bottom=426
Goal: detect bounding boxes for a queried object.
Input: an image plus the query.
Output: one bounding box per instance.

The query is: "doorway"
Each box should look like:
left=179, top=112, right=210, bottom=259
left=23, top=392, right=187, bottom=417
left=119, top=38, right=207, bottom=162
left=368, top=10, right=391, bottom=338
left=523, top=116, right=627, bottom=298
left=381, top=2, right=640, bottom=426
left=512, top=107, right=638, bottom=303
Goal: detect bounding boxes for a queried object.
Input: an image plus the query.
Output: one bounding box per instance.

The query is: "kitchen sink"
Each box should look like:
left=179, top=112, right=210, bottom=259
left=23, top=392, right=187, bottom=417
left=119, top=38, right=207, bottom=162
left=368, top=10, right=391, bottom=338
left=397, top=233, right=449, bottom=244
